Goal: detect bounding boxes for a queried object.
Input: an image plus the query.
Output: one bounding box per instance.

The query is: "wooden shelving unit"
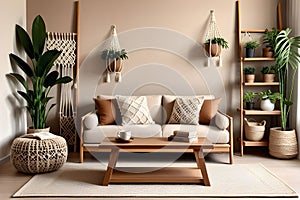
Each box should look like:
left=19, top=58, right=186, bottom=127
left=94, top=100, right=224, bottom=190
left=237, top=0, right=282, bottom=156
left=243, top=82, right=280, bottom=86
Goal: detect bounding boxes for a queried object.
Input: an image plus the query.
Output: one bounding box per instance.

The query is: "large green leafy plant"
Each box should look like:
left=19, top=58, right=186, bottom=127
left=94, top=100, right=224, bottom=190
left=274, top=28, right=300, bottom=131
left=9, top=15, right=72, bottom=129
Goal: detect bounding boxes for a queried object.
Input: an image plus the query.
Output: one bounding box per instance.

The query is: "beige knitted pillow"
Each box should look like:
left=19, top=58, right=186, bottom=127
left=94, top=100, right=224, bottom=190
left=116, top=95, right=155, bottom=125
left=168, top=96, right=204, bottom=125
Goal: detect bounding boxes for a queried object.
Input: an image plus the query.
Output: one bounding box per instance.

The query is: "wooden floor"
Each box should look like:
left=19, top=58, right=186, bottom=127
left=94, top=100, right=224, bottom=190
left=1, top=149, right=300, bottom=200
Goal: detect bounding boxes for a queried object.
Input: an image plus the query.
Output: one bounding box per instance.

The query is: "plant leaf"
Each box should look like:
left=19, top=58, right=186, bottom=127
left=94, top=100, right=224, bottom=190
left=17, top=91, right=34, bottom=108
left=10, top=73, right=28, bottom=90
left=9, top=53, right=34, bottom=77
left=16, top=25, right=34, bottom=59
left=32, top=15, right=46, bottom=60
left=44, top=71, right=59, bottom=87
left=36, top=50, right=61, bottom=77
left=54, top=76, right=73, bottom=85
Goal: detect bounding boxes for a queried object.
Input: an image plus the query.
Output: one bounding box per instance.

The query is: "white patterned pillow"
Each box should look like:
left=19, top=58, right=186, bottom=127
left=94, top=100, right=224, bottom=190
left=168, top=97, right=204, bottom=125
left=116, top=96, right=155, bottom=125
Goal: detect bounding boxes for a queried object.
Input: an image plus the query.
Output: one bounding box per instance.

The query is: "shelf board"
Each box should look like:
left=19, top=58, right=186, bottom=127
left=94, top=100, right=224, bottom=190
left=243, top=140, right=268, bottom=147
left=243, top=110, right=281, bottom=115
left=243, top=82, right=280, bottom=86
left=243, top=57, right=275, bottom=61
left=241, top=30, right=266, bottom=33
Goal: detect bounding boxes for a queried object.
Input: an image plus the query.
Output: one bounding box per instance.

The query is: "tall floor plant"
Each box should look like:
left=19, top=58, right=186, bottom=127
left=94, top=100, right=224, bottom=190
left=274, top=28, right=300, bottom=131
left=9, top=15, right=72, bottom=129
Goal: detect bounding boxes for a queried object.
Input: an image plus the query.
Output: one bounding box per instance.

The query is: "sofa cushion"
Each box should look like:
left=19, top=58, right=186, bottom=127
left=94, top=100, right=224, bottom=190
left=99, top=95, right=163, bottom=124
left=83, top=113, right=98, bottom=129
left=162, top=124, right=229, bottom=144
left=83, top=124, right=162, bottom=144
left=199, top=98, right=221, bottom=125
left=168, top=97, right=204, bottom=124
left=94, top=98, right=116, bottom=125
left=162, top=95, right=215, bottom=123
left=116, top=95, right=155, bottom=125
left=215, top=112, right=230, bottom=130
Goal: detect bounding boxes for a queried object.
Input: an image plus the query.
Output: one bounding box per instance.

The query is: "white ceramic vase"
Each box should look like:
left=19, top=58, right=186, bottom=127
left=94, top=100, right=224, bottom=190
left=260, top=99, right=274, bottom=111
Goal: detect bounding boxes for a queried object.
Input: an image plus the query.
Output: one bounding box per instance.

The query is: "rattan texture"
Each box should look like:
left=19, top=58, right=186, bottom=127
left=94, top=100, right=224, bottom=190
left=10, top=136, right=67, bottom=174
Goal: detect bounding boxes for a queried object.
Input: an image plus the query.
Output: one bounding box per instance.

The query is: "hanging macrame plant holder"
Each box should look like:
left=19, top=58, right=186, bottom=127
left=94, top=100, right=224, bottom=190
left=204, top=10, right=224, bottom=67
left=102, top=25, right=124, bottom=82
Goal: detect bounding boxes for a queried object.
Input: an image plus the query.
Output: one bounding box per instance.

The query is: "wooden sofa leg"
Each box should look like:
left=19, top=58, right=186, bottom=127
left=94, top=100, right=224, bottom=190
left=80, top=146, right=83, bottom=163
left=229, top=147, right=234, bottom=164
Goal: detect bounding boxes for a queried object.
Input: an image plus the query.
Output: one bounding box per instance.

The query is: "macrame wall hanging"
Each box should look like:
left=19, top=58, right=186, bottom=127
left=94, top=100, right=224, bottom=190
left=101, top=25, right=128, bottom=82
left=46, top=32, right=77, bottom=148
left=203, top=10, right=228, bottom=67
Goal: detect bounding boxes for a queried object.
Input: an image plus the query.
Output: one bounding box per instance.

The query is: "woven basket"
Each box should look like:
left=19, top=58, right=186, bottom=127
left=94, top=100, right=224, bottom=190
left=244, top=118, right=266, bottom=141
left=269, top=127, right=298, bottom=159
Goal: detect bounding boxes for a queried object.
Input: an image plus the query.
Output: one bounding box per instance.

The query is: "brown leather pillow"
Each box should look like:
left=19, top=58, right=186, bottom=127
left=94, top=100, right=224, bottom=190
left=94, top=98, right=116, bottom=125
left=199, top=98, right=221, bottom=124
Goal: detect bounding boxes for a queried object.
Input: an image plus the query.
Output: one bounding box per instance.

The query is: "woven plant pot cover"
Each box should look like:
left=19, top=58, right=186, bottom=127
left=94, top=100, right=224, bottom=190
left=269, top=127, right=298, bottom=159
left=10, top=136, right=67, bottom=173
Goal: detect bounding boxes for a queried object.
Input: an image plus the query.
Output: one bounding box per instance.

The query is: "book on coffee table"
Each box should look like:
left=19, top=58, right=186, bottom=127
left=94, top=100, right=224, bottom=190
left=173, top=130, right=198, bottom=138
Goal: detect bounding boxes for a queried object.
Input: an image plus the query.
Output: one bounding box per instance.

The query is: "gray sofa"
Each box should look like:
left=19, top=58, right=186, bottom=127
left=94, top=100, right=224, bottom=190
left=80, top=95, right=234, bottom=164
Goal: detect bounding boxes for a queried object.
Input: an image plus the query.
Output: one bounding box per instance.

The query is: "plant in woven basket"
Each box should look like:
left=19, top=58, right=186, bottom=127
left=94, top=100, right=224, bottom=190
left=273, top=28, right=300, bottom=131
left=268, top=28, right=300, bottom=159
left=9, top=15, right=72, bottom=130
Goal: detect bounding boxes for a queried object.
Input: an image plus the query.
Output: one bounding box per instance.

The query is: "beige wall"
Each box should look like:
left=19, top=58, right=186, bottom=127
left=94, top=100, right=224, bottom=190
left=0, top=0, right=26, bottom=162
left=26, top=0, right=280, bottom=149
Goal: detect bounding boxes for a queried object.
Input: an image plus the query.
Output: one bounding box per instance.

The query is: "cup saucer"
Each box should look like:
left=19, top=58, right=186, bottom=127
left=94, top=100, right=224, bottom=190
left=115, top=137, right=134, bottom=143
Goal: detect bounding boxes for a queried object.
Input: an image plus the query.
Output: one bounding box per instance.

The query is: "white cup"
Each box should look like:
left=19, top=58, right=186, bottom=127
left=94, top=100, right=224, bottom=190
left=117, top=130, right=131, bottom=140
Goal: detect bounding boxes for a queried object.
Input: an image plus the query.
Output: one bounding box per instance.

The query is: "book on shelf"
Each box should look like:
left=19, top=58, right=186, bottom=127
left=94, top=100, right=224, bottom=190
left=173, top=130, right=198, bottom=138
left=21, top=132, right=58, bottom=140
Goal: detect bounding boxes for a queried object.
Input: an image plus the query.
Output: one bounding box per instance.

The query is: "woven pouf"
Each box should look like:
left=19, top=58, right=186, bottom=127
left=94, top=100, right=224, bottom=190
left=10, top=136, right=68, bottom=173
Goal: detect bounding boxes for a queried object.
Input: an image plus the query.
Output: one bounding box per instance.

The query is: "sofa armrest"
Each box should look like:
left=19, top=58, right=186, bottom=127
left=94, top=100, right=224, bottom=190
left=217, top=110, right=234, bottom=164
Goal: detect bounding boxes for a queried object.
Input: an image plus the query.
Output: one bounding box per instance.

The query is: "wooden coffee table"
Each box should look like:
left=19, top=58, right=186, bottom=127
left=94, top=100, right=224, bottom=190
left=99, top=137, right=213, bottom=186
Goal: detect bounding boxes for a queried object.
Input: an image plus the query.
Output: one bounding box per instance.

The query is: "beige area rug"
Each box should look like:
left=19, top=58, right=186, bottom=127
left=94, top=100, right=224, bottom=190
left=13, top=161, right=297, bottom=198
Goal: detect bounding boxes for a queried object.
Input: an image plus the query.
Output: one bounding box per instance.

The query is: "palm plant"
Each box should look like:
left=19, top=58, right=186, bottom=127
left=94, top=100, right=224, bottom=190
left=9, top=15, right=72, bottom=129
left=274, top=28, right=300, bottom=131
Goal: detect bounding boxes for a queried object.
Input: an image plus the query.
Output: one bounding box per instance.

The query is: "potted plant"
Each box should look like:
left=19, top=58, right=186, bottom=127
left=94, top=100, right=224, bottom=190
left=260, top=65, right=276, bottom=82
left=245, top=40, right=259, bottom=58
left=244, top=66, right=255, bottom=83
left=258, top=90, right=280, bottom=111
left=243, top=91, right=257, bottom=110
left=262, top=28, right=279, bottom=57
left=9, top=15, right=72, bottom=133
left=269, top=28, right=300, bottom=159
left=204, top=37, right=229, bottom=57
left=101, top=48, right=128, bottom=72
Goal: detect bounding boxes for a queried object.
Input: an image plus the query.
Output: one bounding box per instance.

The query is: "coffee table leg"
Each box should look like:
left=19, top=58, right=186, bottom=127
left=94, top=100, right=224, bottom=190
left=102, top=148, right=119, bottom=186
left=194, top=148, right=210, bottom=186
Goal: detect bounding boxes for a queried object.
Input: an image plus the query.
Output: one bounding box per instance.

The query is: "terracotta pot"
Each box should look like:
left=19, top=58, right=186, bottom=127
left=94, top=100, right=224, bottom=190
left=262, top=47, right=274, bottom=57
left=107, top=59, right=123, bottom=72
left=245, top=74, right=255, bottom=83
left=27, top=127, right=50, bottom=134
left=263, top=74, right=275, bottom=82
left=269, top=127, right=298, bottom=159
left=205, top=43, right=222, bottom=57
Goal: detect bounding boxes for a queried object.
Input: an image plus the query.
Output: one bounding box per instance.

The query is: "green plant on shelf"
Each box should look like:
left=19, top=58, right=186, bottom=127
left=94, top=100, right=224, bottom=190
left=244, top=66, right=255, bottom=74
left=245, top=40, right=260, bottom=49
left=258, top=90, right=281, bottom=104
left=243, top=91, right=257, bottom=103
left=260, top=65, right=276, bottom=74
